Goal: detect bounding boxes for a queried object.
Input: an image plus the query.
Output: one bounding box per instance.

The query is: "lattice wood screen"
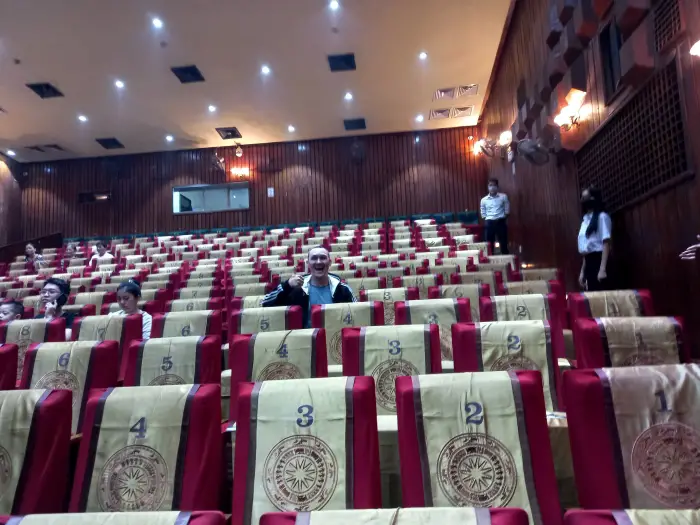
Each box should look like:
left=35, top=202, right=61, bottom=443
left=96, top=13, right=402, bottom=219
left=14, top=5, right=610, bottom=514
left=576, top=59, right=689, bottom=211
left=653, top=0, right=682, bottom=53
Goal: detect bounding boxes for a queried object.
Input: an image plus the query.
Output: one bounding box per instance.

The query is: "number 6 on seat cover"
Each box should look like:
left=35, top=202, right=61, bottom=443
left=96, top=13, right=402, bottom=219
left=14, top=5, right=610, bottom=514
left=395, top=371, right=562, bottom=525
left=233, top=376, right=381, bottom=525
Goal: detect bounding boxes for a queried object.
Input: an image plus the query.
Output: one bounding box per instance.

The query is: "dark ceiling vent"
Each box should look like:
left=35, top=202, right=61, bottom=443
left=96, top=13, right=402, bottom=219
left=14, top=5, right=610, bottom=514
left=26, top=82, right=64, bottom=99
left=215, top=127, right=242, bottom=140
left=44, top=144, right=65, bottom=152
left=95, top=137, right=125, bottom=150
left=328, top=53, right=357, bottom=72
left=171, top=65, right=206, bottom=84
left=26, top=146, right=45, bottom=152
left=344, top=118, right=366, bottom=131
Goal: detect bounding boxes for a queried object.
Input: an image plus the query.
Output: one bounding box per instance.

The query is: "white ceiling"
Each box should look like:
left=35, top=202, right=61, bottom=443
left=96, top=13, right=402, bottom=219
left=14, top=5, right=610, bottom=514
left=0, top=0, right=513, bottom=162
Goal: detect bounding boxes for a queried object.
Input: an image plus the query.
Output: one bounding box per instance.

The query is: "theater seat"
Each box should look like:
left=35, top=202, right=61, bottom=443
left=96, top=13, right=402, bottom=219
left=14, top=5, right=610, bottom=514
left=568, top=290, right=654, bottom=324
left=452, top=271, right=503, bottom=294
left=20, top=341, right=119, bottom=432
left=395, top=298, right=470, bottom=360
left=452, top=321, right=562, bottom=411
left=392, top=275, right=441, bottom=299
left=342, top=325, right=441, bottom=413
left=70, top=384, right=220, bottom=512
left=61, top=304, right=98, bottom=318
left=176, top=286, right=223, bottom=299
left=122, top=335, right=221, bottom=386
left=151, top=310, right=222, bottom=341
left=396, top=371, right=561, bottom=525
left=522, top=268, right=563, bottom=282
left=0, top=389, right=71, bottom=514
left=71, top=291, right=117, bottom=311
left=573, top=316, right=689, bottom=368
left=165, top=298, right=224, bottom=312
left=0, top=319, right=66, bottom=382
left=311, top=302, right=384, bottom=365
left=360, top=287, right=419, bottom=325
left=0, top=344, right=18, bottom=390
left=229, top=306, right=303, bottom=335
left=564, top=510, right=700, bottom=525
left=0, top=511, right=226, bottom=525
left=232, top=377, right=381, bottom=525
left=563, top=364, right=700, bottom=510
left=228, top=329, right=328, bottom=421
left=260, top=508, right=529, bottom=525
left=230, top=295, right=266, bottom=310
left=428, top=284, right=489, bottom=322
left=344, top=277, right=386, bottom=292
left=71, top=314, right=142, bottom=380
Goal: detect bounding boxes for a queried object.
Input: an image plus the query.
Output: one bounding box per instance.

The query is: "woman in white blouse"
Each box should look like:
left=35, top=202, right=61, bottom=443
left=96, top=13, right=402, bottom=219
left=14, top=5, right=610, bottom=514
left=578, top=187, right=612, bottom=291
left=113, top=279, right=152, bottom=339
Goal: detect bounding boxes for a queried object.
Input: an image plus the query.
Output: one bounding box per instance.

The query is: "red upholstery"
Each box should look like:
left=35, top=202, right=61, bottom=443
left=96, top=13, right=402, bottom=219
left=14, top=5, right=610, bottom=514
left=229, top=306, right=303, bottom=335
left=0, top=319, right=66, bottom=344
left=70, top=384, right=222, bottom=511
left=359, top=286, right=420, bottom=301
left=0, top=389, right=72, bottom=514
left=228, top=330, right=328, bottom=421
left=174, top=286, right=223, bottom=299
left=65, top=304, right=97, bottom=317
left=396, top=371, right=561, bottom=525
left=310, top=301, right=385, bottom=327
left=503, top=280, right=566, bottom=328
left=428, top=283, right=491, bottom=299
left=71, top=314, right=142, bottom=382
left=20, top=341, right=119, bottom=428
left=568, top=290, right=654, bottom=323
left=341, top=324, right=442, bottom=375
left=450, top=271, right=504, bottom=294
left=573, top=317, right=690, bottom=368
left=0, top=344, right=18, bottom=390
left=478, top=293, right=566, bottom=358
left=68, top=291, right=117, bottom=307
left=232, top=377, right=381, bottom=525
left=122, top=335, right=222, bottom=386
left=394, top=298, right=472, bottom=324
left=563, top=511, right=627, bottom=525
left=261, top=509, right=529, bottom=525
left=150, top=310, right=223, bottom=338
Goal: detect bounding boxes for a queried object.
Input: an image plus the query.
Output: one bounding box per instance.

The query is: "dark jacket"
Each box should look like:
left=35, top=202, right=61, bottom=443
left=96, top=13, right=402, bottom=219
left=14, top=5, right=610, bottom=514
left=262, top=274, right=356, bottom=327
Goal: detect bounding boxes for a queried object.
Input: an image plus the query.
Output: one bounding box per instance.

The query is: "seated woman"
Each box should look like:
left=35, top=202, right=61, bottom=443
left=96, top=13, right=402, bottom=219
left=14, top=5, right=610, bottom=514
left=111, top=279, right=152, bottom=339
left=25, top=243, right=46, bottom=273
left=35, top=278, right=74, bottom=339
left=89, top=240, right=115, bottom=265
left=57, top=243, right=77, bottom=272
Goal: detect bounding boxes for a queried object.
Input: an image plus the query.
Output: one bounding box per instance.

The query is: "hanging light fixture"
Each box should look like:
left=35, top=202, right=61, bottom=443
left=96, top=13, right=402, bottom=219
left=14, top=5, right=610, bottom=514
left=235, top=143, right=243, bottom=158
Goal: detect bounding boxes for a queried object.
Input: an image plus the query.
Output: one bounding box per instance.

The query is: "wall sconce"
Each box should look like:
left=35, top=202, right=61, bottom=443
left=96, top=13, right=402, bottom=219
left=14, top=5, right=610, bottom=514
left=230, top=167, right=250, bottom=179
left=498, top=131, right=512, bottom=146
left=691, top=40, right=700, bottom=56
left=473, top=139, right=485, bottom=155
left=554, top=89, right=593, bottom=130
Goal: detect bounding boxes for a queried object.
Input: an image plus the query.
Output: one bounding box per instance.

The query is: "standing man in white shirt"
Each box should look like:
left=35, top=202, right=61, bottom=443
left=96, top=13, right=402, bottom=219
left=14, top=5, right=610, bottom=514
left=480, top=178, right=510, bottom=255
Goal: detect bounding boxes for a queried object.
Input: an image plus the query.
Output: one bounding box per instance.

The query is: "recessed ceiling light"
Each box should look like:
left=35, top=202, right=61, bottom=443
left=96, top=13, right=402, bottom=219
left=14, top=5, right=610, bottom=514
left=208, top=105, right=217, bottom=113
left=288, top=125, right=295, bottom=133
left=152, top=17, right=163, bottom=29
left=261, top=65, right=271, bottom=75
left=78, top=115, right=88, bottom=122
left=114, top=79, right=125, bottom=89
left=344, top=92, right=353, bottom=101
left=165, top=135, right=174, bottom=142
left=6, top=150, right=15, bottom=157
left=415, top=136, right=420, bottom=143
left=419, top=51, right=428, bottom=60
left=329, top=0, right=340, bottom=10
left=415, top=114, right=424, bottom=123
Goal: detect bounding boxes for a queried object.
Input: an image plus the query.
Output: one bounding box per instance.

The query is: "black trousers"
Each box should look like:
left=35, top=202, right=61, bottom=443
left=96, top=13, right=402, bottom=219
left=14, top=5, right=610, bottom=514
left=485, top=218, right=509, bottom=255
left=584, top=251, right=608, bottom=291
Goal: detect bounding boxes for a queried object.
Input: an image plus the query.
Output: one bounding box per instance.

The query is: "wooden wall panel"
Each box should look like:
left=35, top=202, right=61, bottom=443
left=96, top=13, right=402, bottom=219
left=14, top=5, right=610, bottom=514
left=19, top=127, right=484, bottom=238
left=0, top=159, right=23, bottom=247
left=482, top=0, right=700, bottom=351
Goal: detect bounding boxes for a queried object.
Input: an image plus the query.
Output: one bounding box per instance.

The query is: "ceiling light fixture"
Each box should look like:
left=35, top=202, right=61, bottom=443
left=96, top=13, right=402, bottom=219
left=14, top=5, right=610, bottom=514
left=235, top=144, right=243, bottom=157
left=691, top=40, right=700, bottom=56
left=165, top=135, right=174, bottom=142
left=298, top=144, right=307, bottom=152
left=208, top=105, right=217, bottom=113
left=78, top=115, right=88, bottom=122
left=288, top=125, right=296, bottom=133
left=261, top=65, right=271, bottom=75
left=6, top=150, right=15, bottom=157
left=415, top=114, right=424, bottom=123
left=415, top=136, right=420, bottom=143
left=114, top=79, right=125, bottom=89
left=344, top=92, right=353, bottom=101
left=419, top=51, right=428, bottom=60
left=329, top=0, right=340, bottom=10
left=152, top=17, right=163, bottom=29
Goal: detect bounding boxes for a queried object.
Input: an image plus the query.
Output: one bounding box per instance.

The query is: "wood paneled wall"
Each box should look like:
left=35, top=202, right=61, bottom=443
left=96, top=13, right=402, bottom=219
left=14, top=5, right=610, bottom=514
left=481, top=0, right=700, bottom=350
left=19, top=127, right=484, bottom=238
left=0, top=159, right=23, bottom=247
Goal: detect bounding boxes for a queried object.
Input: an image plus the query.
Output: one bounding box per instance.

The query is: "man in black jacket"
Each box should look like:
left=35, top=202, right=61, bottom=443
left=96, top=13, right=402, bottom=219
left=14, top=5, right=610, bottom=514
left=262, top=246, right=356, bottom=327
